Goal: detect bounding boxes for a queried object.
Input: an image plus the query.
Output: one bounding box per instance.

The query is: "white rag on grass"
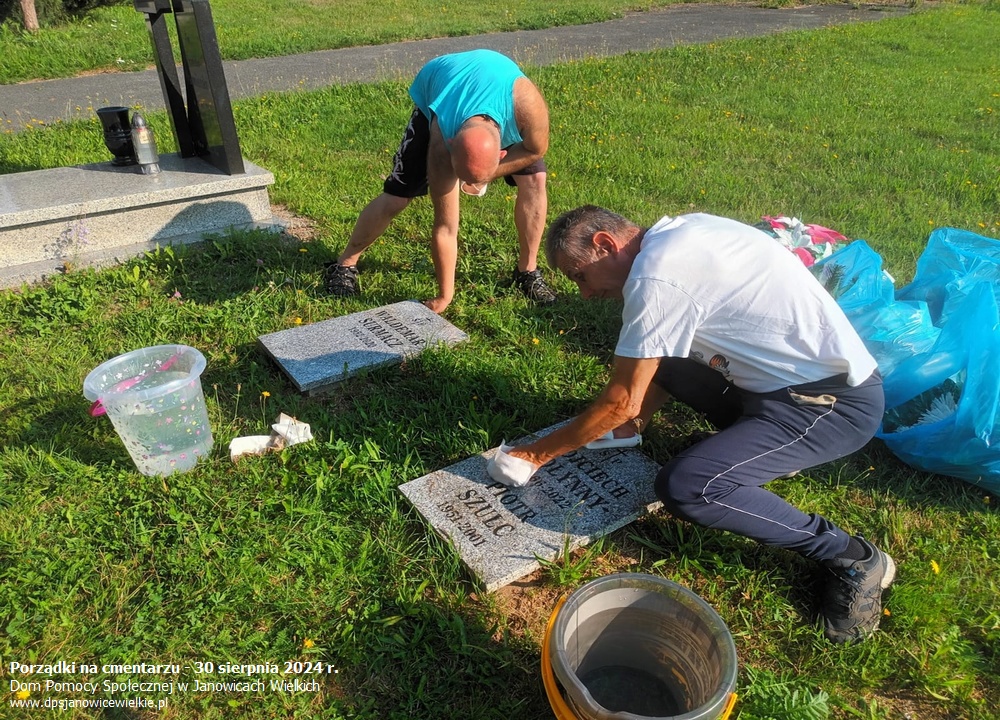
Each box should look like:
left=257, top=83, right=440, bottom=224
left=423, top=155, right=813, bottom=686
left=272, top=413, right=314, bottom=445
left=229, top=413, right=314, bottom=461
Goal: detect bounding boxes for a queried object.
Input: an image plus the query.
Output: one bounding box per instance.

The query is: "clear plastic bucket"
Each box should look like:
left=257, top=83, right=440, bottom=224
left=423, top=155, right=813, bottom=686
left=546, top=573, right=738, bottom=720
left=83, top=345, right=213, bottom=476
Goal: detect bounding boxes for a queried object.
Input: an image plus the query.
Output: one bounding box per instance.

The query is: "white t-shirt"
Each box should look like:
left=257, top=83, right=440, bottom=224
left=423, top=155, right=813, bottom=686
left=615, top=213, right=877, bottom=393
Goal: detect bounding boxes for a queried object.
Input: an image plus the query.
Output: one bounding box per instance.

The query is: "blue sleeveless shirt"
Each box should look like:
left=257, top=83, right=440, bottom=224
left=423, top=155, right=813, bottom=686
left=409, top=50, right=525, bottom=149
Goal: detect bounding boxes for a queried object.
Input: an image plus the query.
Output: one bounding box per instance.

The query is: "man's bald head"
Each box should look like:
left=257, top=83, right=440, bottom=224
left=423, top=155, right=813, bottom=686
left=450, top=117, right=503, bottom=185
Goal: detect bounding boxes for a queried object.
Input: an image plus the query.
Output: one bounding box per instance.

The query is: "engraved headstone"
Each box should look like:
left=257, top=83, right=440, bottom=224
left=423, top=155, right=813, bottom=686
left=134, top=0, right=244, bottom=175
left=258, top=300, right=469, bottom=394
left=399, top=423, right=662, bottom=591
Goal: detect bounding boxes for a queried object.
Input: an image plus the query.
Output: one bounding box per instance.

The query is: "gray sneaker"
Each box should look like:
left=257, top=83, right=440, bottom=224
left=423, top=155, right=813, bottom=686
left=511, top=268, right=557, bottom=305
left=323, top=263, right=359, bottom=296
left=821, top=537, right=896, bottom=643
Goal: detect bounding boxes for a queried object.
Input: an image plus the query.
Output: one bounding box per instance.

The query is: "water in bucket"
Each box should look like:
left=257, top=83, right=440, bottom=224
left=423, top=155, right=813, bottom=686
left=547, top=573, right=738, bottom=720
left=83, top=345, right=213, bottom=476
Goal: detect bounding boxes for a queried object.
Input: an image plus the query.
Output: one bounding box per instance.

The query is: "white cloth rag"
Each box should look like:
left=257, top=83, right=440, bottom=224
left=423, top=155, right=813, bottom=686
left=272, top=413, right=313, bottom=445
left=229, top=435, right=278, bottom=461
left=486, top=442, right=537, bottom=487
left=229, top=413, right=314, bottom=461
left=585, top=430, right=642, bottom=450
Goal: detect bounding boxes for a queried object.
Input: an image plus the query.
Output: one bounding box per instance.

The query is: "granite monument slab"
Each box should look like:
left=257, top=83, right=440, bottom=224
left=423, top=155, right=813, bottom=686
left=258, top=300, right=469, bottom=394
left=134, top=0, right=244, bottom=175
left=399, top=423, right=663, bottom=591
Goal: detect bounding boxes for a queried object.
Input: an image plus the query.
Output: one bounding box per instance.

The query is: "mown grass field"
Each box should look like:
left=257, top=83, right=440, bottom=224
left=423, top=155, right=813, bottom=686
left=2, top=3, right=999, bottom=719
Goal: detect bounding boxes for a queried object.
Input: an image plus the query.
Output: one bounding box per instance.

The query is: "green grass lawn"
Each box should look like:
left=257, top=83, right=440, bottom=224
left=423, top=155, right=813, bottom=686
left=2, top=3, right=1000, bottom=719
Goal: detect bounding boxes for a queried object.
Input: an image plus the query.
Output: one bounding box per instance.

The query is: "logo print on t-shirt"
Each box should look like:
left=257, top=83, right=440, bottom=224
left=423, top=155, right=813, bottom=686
left=708, top=354, right=731, bottom=378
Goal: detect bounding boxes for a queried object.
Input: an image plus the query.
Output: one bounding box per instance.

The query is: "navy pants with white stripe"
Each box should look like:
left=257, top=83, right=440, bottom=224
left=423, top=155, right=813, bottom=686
left=652, top=358, right=884, bottom=562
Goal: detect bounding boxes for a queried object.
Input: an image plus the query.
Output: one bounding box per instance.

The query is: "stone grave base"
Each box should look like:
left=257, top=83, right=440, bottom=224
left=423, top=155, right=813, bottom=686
left=0, top=152, right=278, bottom=289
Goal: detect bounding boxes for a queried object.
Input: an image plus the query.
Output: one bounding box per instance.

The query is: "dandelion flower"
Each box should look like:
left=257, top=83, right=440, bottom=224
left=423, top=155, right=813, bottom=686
left=262, top=391, right=271, bottom=398
left=532, top=337, right=540, bottom=345
left=303, top=638, right=315, bottom=649
left=294, top=317, right=303, bottom=325
left=16, top=690, right=30, bottom=700
left=930, top=560, right=940, bottom=575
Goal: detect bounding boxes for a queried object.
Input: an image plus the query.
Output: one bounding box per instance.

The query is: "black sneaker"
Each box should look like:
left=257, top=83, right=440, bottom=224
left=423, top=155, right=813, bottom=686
left=511, top=268, right=556, bottom=305
left=323, top=263, right=359, bottom=296
left=820, top=537, right=896, bottom=644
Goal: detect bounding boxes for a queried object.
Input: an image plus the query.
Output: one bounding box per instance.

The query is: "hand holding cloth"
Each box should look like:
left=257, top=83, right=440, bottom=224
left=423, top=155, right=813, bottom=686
left=486, top=442, right=538, bottom=487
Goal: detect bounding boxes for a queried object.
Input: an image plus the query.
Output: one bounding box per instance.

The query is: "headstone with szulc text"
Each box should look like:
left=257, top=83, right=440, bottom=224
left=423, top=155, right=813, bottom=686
left=399, top=423, right=662, bottom=591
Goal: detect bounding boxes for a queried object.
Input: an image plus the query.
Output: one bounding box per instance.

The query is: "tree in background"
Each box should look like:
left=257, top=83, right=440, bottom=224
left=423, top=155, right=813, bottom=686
left=19, top=0, right=39, bottom=32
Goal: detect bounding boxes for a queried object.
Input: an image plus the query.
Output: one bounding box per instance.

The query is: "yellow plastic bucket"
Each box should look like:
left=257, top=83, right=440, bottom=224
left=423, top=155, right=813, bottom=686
left=542, top=574, right=737, bottom=720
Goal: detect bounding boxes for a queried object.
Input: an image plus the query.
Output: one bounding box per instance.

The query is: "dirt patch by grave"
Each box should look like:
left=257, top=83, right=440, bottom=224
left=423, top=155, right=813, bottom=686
left=487, top=538, right=643, bottom=644
left=271, top=204, right=324, bottom=243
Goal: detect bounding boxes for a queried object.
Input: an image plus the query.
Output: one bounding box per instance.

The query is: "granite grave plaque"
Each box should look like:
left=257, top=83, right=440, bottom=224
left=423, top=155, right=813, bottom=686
left=399, top=423, right=662, bottom=591
left=258, top=300, right=469, bottom=394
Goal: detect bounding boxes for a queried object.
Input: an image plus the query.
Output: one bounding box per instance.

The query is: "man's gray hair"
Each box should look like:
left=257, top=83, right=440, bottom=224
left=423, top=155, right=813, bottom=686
left=545, top=205, right=639, bottom=272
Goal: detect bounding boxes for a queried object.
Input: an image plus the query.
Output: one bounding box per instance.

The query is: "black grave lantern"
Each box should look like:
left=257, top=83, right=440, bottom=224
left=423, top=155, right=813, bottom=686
left=96, top=106, right=137, bottom=166
left=133, top=0, right=244, bottom=175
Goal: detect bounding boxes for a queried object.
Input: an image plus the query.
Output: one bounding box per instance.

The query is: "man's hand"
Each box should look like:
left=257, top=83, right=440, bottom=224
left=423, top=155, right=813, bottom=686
left=504, top=356, right=661, bottom=466
left=423, top=296, right=450, bottom=314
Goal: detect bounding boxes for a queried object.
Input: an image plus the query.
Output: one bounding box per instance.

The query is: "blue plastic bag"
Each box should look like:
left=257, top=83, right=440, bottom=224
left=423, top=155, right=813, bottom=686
left=812, top=241, right=939, bottom=378
left=811, top=240, right=894, bottom=317
left=897, top=227, right=1000, bottom=327
left=815, top=229, right=1000, bottom=493
left=877, top=283, right=1000, bottom=493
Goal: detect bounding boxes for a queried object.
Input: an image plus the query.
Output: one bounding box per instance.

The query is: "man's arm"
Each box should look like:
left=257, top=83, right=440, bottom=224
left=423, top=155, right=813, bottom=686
left=508, top=355, right=661, bottom=466
left=494, top=77, right=549, bottom=178
left=425, top=118, right=461, bottom=313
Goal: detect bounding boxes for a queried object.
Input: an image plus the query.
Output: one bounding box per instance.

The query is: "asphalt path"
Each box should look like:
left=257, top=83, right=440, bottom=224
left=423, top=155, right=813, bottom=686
left=0, top=3, right=909, bottom=131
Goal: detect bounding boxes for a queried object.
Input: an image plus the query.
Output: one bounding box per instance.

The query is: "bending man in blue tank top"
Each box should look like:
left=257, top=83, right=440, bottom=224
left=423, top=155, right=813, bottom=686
left=323, top=49, right=556, bottom=313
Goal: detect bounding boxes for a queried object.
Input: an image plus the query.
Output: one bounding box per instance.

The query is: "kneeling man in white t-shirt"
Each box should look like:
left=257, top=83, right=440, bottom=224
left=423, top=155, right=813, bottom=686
left=488, top=205, right=894, bottom=644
